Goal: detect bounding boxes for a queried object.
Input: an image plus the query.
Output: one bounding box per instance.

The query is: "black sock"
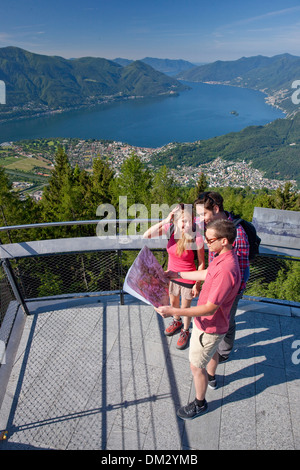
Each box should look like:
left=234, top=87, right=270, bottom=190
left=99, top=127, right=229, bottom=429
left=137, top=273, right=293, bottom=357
left=195, top=398, right=205, bottom=407
left=207, top=373, right=215, bottom=381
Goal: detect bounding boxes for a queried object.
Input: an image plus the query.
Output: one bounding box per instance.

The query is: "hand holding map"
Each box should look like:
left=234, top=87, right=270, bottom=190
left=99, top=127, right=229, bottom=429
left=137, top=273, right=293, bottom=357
left=123, top=246, right=170, bottom=307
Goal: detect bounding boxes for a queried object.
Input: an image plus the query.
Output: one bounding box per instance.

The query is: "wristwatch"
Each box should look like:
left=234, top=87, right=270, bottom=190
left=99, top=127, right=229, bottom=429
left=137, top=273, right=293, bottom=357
left=177, top=272, right=181, bottom=278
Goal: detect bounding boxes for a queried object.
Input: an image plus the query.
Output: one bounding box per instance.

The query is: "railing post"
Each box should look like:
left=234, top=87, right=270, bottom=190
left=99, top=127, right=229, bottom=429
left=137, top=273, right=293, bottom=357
left=117, top=249, right=124, bottom=305
left=0, top=256, right=30, bottom=316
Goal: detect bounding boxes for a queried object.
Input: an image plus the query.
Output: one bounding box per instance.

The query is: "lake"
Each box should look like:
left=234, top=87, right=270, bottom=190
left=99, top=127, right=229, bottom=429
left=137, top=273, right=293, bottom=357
left=0, top=81, right=285, bottom=148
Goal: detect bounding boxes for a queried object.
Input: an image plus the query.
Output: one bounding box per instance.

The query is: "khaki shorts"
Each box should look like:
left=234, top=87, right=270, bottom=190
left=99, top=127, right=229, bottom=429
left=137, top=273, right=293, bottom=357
left=169, top=281, right=194, bottom=300
left=189, top=325, right=225, bottom=369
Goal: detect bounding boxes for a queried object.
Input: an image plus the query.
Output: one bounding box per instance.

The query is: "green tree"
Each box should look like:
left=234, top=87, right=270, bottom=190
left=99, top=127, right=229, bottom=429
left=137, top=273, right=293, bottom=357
left=272, top=182, right=299, bottom=210
left=68, top=164, right=95, bottom=223
left=188, top=172, right=208, bottom=202
left=252, top=189, right=275, bottom=212
left=151, top=165, right=180, bottom=205
left=266, top=260, right=300, bottom=302
left=111, top=153, right=152, bottom=210
left=37, top=270, right=63, bottom=297
left=0, top=166, right=41, bottom=242
left=221, top=187, right=254, bottom=220
left=91, top=157, right=114, bottom=208
left=0, top=167, right=20, bottom=231
left=41, top=146, right=74, bottom=222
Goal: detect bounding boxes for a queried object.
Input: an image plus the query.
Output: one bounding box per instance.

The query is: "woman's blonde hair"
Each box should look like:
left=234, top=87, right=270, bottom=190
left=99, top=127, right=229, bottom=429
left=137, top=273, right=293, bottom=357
left=173, top=204, right=194, bottom=256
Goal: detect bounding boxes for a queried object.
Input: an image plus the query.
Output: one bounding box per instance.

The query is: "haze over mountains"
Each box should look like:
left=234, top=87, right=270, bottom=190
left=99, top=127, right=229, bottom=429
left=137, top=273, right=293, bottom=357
left=113, top=57, right=196, bottom=75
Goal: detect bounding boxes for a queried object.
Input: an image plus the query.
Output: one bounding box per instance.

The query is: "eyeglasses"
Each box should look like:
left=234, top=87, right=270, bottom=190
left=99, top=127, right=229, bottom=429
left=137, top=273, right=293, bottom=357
left=206, top=237, right=222, bottom=244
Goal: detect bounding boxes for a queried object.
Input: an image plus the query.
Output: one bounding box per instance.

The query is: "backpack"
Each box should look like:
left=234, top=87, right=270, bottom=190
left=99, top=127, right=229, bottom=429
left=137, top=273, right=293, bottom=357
left=231, top=214, right=261, bottom=261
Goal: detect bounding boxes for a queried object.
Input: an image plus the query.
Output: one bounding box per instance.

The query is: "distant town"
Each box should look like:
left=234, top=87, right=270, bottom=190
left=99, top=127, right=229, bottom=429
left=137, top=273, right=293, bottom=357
left=0, top=138, right=297, bottom=201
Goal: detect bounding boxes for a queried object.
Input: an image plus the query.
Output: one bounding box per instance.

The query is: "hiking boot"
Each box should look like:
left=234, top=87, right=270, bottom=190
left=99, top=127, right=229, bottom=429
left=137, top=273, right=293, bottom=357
left=177, top=399, right=208, bottom=420
left=176, top=329, right=190, bottom=349
left=165, top=318, right=183, bottom=336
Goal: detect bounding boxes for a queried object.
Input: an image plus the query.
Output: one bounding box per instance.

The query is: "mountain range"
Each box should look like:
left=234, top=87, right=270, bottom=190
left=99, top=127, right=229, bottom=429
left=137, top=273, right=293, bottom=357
left=2, top=48, right=300, bottom=118
left=0, top=47, right=188, bottom=114
left=113, top=53, right=300, bottom=115
left=1, top=47, right=300, bottom=186
left=177, top=53, right=300, bottom=115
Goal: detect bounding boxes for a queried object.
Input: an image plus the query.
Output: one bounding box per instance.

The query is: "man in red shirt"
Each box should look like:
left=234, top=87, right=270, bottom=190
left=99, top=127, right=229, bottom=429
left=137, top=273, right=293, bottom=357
left=194, top=191, right=250, bottom=388
left=156, top=219, right=241, bottom=420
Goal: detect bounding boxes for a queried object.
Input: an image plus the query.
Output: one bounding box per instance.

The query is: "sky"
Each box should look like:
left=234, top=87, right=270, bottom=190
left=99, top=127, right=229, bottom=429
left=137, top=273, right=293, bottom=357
left=1, top=0, right=300, bottom=63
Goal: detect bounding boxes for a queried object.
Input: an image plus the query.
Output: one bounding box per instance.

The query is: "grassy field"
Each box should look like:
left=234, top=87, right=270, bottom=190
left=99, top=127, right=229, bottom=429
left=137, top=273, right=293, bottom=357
left=0, top=154, right=52, bottom=173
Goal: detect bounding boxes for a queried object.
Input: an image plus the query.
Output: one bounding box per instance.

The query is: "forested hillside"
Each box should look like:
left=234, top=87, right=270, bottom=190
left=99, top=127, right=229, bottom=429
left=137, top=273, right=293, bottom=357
left=178, top=53, right=300, bottom=115
left=153, top=113, right=300, bottom=186
left=0, top=47, right=187, bottom=111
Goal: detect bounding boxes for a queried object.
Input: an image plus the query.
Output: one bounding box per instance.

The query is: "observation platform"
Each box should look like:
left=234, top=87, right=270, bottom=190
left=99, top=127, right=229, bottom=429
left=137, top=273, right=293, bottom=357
left=0, top=209, right=299, bottom=450
left=0, top=293, right=299, bottom=450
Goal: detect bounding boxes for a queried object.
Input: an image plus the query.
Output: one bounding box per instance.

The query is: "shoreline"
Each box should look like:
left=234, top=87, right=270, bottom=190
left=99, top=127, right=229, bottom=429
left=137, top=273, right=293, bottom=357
left=0, top=80, right=290, bottom=126
left=200, top=80, right=289, bottom=117
left=0, top=82, right=292, bottom=150
left=0, top=90, right=180, bottom=125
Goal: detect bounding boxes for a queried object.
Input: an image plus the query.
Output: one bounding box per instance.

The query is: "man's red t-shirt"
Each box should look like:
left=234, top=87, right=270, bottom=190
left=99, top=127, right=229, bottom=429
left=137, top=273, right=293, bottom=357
left=194, top=250, right=241, bottom=334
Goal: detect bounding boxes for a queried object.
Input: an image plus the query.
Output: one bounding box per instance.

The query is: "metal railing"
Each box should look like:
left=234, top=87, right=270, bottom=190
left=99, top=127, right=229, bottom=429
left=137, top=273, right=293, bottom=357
left=0, top=219, right=164, bottom=326
left=1, top=219, right=300, bottom=332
